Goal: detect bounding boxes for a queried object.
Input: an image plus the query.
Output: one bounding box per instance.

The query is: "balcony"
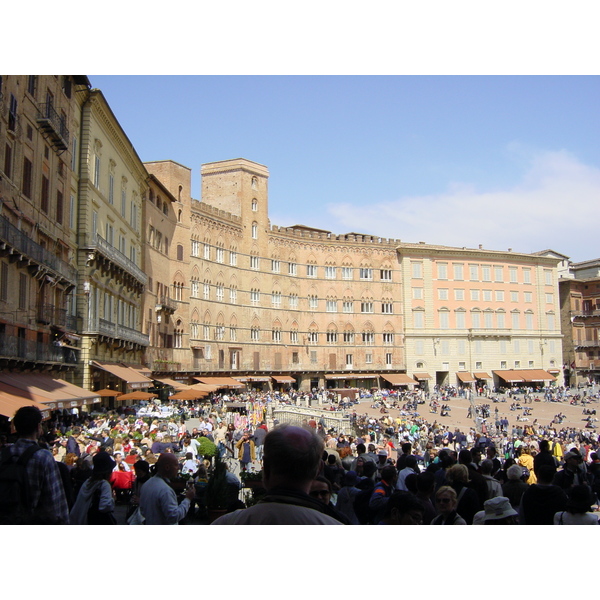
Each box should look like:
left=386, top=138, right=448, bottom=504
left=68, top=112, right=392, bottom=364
left=0, top=332, right=77, bottom=365
left=571, top=310, right=600, bottom=318
left=0, top=214, right=77, bottom=286
left=80, top=234, right=147, bottom=289
left=85, top=317, right=149, bottom=347
left=36, top=101, right=69, bottom=152
left=155, top=295, right=177, bottom=315
left=36, top=304, right=80, bottom=331
left=574, top=340, right=600, bottom=348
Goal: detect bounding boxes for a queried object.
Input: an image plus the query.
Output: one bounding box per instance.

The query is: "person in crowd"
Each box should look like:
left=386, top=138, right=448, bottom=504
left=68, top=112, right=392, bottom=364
left=70, top=451, right=116, bottom=525
left=430, top=486, right=466, bottom=525
left=553, top=484, right=599, bottom=525
left=379, top=491, right=425, bottom=525
left=501, top=464, right=529, bottom=509
left=139, top=452, right=195, bottom=525
left=520, top=464, right=568, bottom=525
left=1, top=406, right=69, bottom=524
left=213, top=425, right=343, bottom=524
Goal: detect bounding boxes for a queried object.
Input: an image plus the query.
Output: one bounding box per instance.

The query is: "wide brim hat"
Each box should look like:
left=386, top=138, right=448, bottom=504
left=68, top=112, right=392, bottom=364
left=483, top=496, right=518, bottom=521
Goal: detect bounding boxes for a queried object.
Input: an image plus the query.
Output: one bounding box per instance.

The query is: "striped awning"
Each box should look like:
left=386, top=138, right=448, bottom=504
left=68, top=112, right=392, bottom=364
left=381, top=374, right=418, bottom=386
left=456, top=372, right=476, bottom=383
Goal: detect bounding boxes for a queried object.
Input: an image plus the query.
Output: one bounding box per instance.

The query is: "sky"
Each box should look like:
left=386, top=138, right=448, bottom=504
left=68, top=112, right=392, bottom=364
left=91, top=75, right=600, bottom=263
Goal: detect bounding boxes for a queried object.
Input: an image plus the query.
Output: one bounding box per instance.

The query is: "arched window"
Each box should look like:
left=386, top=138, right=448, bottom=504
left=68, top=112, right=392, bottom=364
left=177, top=244, right=184, bottom=261
left=251, top=198, right=258, bottom=211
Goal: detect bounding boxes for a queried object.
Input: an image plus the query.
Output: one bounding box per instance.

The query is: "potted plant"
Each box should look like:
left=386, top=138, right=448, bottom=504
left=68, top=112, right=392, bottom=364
left=240, top=469, right=265, bottom=491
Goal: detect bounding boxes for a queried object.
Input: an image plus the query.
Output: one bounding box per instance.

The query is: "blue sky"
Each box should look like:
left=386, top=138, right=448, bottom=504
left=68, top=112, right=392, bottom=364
left=91, top=75, right=599, bottom=262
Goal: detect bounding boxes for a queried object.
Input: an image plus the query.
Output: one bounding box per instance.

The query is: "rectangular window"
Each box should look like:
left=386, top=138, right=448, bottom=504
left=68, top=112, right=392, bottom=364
left=546, top=293, right=554, bottom=304
left=191, top=281, right=199, bottom=298
left=366, top=353, right=373, bottom=364
left=272, top=330, right=281, bottom=343
left=512, top=312, right=520, bottom=329
left=454, top=288, right=465, bottom=301
left=495, top=290, right=505, bottom=302
left=470, top=289, right=480, bottom=301
left=343, top=331, right=354, bottom=343
left=453, top=263, right=464, bottom=280
left=345, top=354, right=353, bottom=368
left=204, top=283, right=210, bottom=300
left=511, top=291, right=519, bottom=302
left=8, top=94, right=17, bottom=131
left=216, top=247, right=224, bottom=263
left=380, top=269, right=392, bottom=281
left=94, top=155, right=100, bottom=188
left=41, top=176, right=49, bottom=213
left=326, top=300, right=337, bottom=312
left=325, top=266, right=336, bottom=279
left=56, top=191, right=63, bottom=224
left=271, top=260, right=280, bottom=273
left=229, top=288, right=237, bottom=303
left=362, top=332, right=374, bottom=345
left=18, top=273, right=27, bottom=309
left=383, top=332, right=394, bottom=345
left=272, top=292, right=282, bottom=307
left=526, top=313, right=534, bottom=329
left=524, top=292, right=532, bottom=303
left=69, top=195, right=75, bottom=229
left=71, top=136, right=78, bottom=172
left=250, top=256, right=259, bottom=270
left=204, top=244, right=211, bottom=260
left=437, top=263, right=448, bottom=279
left=523, top=269, right=531, bottom=284
left=439, top=311, right=449, bottom=329
left=494, top=266, right=503, bottom=282
left=288, top=262, right=297, bottom=275
left=497, top=312, right=505, bottom=328
left=251, top=290, right=260, bottom=305
left=309, top=295, right=318, bottom=310
left=359, top=268, right=373, bottom=280
left=306, top=264, right=317, bottom=277
left=482, top=265, right=491, bottom=281
left=415, top=340, right=424, bottom=355
left=456, top=311, right=466, bottom=329
left=361, top=302, right=373, bottom=313
left=229, top=251, right=237, bottom=266
left=412, top=262, right=423, bottom=279
left=290, top=331, right=298, bottom=344
left=0, top=262, right=8, bottom=302
left=509, top=267, right=518, bottom=283
left=469, top=264, right=478, bottom=281
left=483, top=289, right=492, bottom=302
left=385, top=353, right=393, bottom=366
left=3, top=144, right=12, bottom=179
left=191, top=240, right=200, bottom=257
left=547, top=313, right=555, bottom=330
left=382, top=302, right=393, bottom=314
left=544, top=270, right=552, bottom=286
left=343, top=301, right=353, bottom=313
left=413, top=311, right=424, bottom=328
left=289, top=294, right=298, bottom=309
left=342, top=267, right=353, bottom=280
left=216, top=285, right=224, bottom=302
left=108, top=174, right=114, bottom=204
left=471, top=312, right=481, bottom=328
left=438, top=288, right=449, bottom=301
left=22, top=158, right=33, bottom=198
left=484, top=311, right=493, bottom=328
left=412, top=287, right=423, bottom=300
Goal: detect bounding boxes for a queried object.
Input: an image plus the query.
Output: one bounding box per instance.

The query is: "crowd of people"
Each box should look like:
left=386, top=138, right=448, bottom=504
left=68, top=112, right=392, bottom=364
left=1, top=381, right=600, bottom=524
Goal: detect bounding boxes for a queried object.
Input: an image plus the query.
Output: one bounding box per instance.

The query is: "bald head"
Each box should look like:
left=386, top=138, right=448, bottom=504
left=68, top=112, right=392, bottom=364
left=263, top=424, right=324, bottom=493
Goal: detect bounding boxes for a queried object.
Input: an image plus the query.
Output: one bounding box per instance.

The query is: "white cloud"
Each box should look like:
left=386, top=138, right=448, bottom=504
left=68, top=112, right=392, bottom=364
left=326, top=150, right=600, bottom=262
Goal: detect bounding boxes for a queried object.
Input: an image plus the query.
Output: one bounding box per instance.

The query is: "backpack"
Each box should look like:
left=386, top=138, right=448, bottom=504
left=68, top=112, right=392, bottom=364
left=0, top=444, right=42, bottom=524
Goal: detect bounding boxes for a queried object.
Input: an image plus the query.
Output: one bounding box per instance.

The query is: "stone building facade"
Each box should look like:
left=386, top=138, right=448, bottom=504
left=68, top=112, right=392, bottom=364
left=0, top=75, right=87, bottom=379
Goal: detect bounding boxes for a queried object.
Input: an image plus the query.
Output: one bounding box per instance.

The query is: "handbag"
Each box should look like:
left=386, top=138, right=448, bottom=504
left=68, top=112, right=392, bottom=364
left=87, top=484, right=117, bottom=525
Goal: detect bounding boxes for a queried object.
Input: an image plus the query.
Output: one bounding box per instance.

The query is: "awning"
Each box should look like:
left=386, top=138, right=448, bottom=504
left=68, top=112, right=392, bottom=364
left=154, top=377, right=190, bottom=389
left=124, top=364, right=152, bottom=377
left=0, top=391, right=51, bottom=420
left=494, top=369, right=556, bottom=383
left=325, top=373, right=379, bottom=380
left=413, top=372, right=432, bottom=380
left=381, top=374, right=418, bottom=386
left=170, top=390, right=209, bottom=400
left=473, top=372, right=492, bottom=379
left=0, top=373, right=100, bottom=406
left=193, top=377, right=245, bottom=388
left=272, top=376, right=296, bottom=383
left=115, top=391, right=158, bottom=401
left=94, top=389, right=123, bottom=397
left=325, top=374, right=351, bottom=380
left=456, top=372, right=476, bottom=383
left=548, top=369, right=561, bottom=374
left=234, top=376, right=271, bottom=382
left=493, top=370, right=526, bottom=383
left=92, top=361, right=153, bottom=389
left=520, top=369, right=557, bottom=382
left=189, top=383, right=219, bottom=393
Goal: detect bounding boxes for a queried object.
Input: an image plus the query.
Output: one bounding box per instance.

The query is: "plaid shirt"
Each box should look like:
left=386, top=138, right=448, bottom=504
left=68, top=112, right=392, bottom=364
left=5, top=439, right=69, bottom=524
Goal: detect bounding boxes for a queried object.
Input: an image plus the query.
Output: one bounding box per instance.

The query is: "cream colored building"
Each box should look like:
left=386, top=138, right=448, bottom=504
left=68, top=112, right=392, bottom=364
left=399, top=243, right=564, bottom=390
left=75, top=89, right=150, bottom=392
